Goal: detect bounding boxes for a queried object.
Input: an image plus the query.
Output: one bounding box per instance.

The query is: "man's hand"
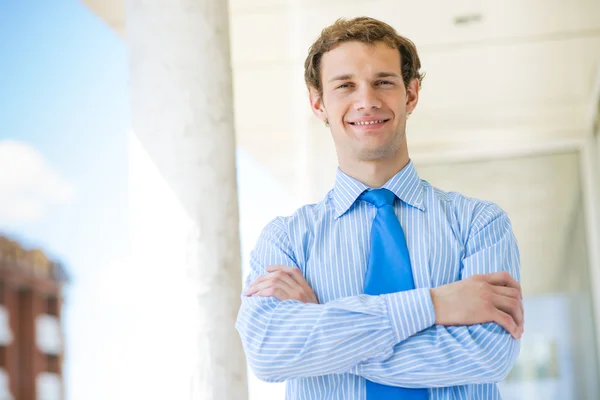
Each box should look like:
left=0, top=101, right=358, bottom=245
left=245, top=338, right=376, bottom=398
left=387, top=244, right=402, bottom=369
left=245, top=265, right=319, bottom=304
left=430, top=271, right=524, bottom=339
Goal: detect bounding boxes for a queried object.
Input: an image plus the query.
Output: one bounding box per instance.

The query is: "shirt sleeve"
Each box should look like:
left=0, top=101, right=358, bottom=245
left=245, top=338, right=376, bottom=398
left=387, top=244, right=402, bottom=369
left=353, top=204, right=521, bottom=387
left=235, top=217, right=436, bottom=383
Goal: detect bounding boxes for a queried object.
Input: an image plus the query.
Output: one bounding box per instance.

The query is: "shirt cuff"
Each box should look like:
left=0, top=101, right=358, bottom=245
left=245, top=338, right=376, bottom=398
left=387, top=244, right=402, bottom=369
left=383, top=288, right=436, bottom=343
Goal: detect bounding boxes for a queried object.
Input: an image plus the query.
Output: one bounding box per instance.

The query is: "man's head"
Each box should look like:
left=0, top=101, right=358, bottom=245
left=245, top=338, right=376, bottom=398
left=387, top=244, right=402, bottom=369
left=304, top=17, right=423, bottom=167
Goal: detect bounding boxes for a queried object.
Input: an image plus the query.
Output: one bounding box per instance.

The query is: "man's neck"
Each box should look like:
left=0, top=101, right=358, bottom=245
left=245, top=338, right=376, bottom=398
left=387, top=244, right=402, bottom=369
left=339, top=154, right=410, bottom=188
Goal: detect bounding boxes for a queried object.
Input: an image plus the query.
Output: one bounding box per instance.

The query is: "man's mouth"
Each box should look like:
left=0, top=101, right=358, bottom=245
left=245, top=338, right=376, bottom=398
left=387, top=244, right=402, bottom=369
left=349, top=119, right=390, bottom=126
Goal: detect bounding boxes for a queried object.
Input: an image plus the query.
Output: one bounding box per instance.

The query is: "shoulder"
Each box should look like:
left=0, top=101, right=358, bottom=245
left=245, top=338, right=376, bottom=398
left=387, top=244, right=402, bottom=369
left=254, top=196, right=330, bottom=268
left=258, top=194, right=330, bottom=243
left=422, top=180, right=511, bottom=237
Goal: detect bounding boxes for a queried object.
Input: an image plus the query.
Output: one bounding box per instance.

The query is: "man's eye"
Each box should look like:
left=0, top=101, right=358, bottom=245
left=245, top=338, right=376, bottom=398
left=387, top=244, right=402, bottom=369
left=377, top=80, right=393, bottom=86
left=336, top=83, right=351, bottom=89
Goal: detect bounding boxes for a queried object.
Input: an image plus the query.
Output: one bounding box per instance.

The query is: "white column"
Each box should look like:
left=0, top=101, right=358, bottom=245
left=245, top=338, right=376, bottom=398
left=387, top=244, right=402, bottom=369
left=124, top=1, right=247, bottom=399
left=582, top=63, right=600, bottom=374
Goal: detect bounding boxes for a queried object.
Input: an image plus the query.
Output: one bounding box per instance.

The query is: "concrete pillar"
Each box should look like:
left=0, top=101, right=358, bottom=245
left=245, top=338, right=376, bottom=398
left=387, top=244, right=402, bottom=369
left=124, top=1, right=247, bottom=399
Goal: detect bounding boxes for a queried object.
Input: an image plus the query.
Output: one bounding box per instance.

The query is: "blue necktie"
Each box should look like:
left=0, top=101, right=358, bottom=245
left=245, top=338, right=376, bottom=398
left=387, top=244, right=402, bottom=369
left=359, top=189, right=428, bottom=399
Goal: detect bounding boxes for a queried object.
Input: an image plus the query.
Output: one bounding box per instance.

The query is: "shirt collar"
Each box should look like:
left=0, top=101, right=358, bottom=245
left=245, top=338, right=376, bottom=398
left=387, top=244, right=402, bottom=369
left=331, top=159, right=425, bottom=218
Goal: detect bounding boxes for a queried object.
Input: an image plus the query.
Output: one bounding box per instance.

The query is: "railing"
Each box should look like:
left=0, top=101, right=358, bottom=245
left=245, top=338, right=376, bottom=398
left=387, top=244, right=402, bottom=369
left=0, top=238, right=69, bottom=284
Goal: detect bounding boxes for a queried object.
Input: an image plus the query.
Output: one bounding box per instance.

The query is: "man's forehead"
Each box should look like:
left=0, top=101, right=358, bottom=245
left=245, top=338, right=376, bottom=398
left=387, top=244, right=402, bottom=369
left=321, top=41, right=401, bottom=78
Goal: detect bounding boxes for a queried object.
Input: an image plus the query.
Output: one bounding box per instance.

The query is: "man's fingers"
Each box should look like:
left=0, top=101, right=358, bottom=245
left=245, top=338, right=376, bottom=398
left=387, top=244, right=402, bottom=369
left=273, top=272, right=298, bottom=291
left=492, top=294, right=523, bottom=338
left=266, top=265, right=299, bottom=274
left=245, top=278, right=273, bottom=295
left=247, top=272, right=272, bottom=289
left=246, top=270, right=298, bottom=295
left=489, top=281, right=524, bottom=334
left=248, top=266, right=317, bottom=303
left=254, top=286, right=293, bottom=301
left=491, top=285, right=524, bottom=331
left=492, top=309, right=520, bottom=339
left=491, top=285, right=522, bottom=301
left=266, top=266, right=313, bottom=291
left=246, top=277, right=295, bottom=297
left=483, top=271, right=519, bottom=287
left=483, top=271, right=521, bottom=291
left=282, top=267, right=312, bottom=290
left=246, top=276, right=292, bottom=295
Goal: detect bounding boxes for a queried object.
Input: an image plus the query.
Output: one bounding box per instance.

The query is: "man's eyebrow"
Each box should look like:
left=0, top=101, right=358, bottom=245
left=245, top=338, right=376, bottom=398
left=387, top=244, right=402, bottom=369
left=328, top=74, right=353, bottom=83
left=375, top=72, right=401, bottom=79
left=327, top=72, right=401, bottom=83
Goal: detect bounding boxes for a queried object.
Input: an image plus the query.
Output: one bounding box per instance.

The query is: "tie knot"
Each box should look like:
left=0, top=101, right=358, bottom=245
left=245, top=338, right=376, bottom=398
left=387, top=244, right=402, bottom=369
left=359, top=188, right=396, bottom=208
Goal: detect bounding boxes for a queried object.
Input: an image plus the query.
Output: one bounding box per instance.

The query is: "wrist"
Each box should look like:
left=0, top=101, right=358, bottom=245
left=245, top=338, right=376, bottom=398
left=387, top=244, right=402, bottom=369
left=384, top=288, right=436, bottom=343
left=430, top=288, right=440, bottom=325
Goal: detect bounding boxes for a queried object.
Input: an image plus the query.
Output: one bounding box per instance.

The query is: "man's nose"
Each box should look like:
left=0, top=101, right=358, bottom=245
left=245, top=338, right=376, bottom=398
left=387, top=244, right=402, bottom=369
left=354, top=86, right=382, bottom=110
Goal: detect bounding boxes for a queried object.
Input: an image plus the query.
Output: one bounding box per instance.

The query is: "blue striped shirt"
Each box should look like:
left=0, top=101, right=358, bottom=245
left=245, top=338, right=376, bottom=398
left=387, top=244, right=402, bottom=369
left=236, top=160, right=521, bottom=399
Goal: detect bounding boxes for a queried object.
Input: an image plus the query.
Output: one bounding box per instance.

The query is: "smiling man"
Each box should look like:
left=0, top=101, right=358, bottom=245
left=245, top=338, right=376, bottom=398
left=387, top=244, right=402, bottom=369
left=236, top=17, right=523, bottom=400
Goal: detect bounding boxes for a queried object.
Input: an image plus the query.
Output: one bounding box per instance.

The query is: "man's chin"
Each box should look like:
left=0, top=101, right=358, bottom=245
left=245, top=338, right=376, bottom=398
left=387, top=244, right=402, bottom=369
left=356, top=145, right=398, bottom=161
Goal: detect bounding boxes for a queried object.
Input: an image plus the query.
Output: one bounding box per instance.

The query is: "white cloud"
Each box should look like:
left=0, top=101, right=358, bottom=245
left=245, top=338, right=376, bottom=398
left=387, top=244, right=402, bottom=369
left=0, top=140, right=74, bottom=224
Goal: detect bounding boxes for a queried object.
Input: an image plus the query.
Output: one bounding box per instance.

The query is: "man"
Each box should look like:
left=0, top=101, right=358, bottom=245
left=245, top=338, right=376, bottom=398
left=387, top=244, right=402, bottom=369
left=236, top=16, right=523, bottom=399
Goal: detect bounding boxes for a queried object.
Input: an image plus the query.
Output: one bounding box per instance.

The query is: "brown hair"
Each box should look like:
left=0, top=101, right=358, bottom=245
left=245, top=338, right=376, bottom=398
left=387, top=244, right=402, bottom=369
left=304, top=17, right=424, bottom=98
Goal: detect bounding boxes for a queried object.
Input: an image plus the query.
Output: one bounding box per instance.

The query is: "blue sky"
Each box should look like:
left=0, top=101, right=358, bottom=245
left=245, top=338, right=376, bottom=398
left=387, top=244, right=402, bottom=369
left=0, top=0, right=129, bottom=273
left=1, top=1, right=131, bottom=398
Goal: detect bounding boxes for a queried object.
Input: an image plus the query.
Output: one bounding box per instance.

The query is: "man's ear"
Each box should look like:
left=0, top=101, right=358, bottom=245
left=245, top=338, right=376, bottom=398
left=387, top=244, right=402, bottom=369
left=309, top=88, right=328, bottom=123
left=405, top=78, right=420, bottom=115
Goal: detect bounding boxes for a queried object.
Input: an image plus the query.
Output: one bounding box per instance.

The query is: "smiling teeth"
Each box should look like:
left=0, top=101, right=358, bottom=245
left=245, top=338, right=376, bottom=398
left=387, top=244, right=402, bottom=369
left=354, top=120, right=385, bottom=125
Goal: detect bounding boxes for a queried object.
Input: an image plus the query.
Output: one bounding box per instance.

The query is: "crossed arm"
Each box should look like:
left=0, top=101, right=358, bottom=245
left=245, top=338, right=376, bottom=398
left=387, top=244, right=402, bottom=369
left=235, top=207, right=522, bottom=386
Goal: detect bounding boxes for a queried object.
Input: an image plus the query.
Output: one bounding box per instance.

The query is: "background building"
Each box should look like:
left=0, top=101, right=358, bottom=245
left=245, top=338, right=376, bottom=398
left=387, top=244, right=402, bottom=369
left=0, top=236, right=67, bottom=400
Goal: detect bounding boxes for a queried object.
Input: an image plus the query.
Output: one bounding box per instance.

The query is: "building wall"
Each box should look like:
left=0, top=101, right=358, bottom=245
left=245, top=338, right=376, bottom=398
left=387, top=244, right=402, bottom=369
left=0, top=239, right=65, bottom=400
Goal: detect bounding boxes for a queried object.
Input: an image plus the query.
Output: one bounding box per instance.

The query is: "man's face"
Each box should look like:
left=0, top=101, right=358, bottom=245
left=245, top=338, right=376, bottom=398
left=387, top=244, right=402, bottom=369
left=310, top=41, right=419, bottom=163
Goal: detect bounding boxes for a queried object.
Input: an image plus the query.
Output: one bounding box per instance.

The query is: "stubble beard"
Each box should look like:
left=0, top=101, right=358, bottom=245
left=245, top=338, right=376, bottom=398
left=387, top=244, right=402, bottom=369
left=355, top=130, right=405, bottom=162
